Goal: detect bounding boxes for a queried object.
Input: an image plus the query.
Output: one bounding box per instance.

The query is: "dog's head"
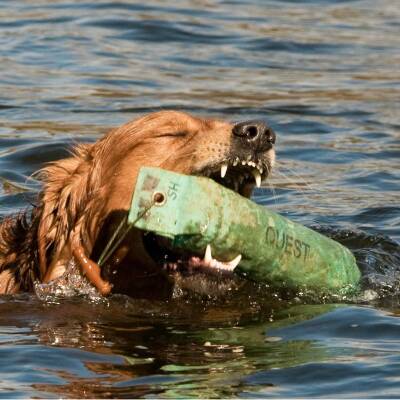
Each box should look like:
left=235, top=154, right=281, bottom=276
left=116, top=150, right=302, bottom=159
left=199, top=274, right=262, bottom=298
left=38, top=111, right=276, bottom=297
left=102, top=110, right=275, bottom=204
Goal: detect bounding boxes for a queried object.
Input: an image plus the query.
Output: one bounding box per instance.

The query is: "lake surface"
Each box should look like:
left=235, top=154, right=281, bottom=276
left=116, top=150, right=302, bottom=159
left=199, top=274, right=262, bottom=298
left=0, top=0, right=399, bottom=398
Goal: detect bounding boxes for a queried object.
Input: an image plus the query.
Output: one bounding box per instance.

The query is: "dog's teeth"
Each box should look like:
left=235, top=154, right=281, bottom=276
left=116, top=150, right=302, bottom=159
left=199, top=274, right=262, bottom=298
left=252, top=169, right=262, bottom=188
left=204, top=244, right=212, bottom=263
left=233, top=158, right=239, bottom=166
left=241, top=160, right=246, bottom=166
left=226, top=254, right=242, bottom=270
left=221, top=163, right=228, bottom=178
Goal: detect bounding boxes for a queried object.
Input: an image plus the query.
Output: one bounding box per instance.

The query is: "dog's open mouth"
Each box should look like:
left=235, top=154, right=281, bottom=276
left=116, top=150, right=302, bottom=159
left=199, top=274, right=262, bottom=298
left=143, top=232, right=241, bottom=277
left=198, top=156, right=270, bottom=198
left=142, top=156, right=271, bottom=277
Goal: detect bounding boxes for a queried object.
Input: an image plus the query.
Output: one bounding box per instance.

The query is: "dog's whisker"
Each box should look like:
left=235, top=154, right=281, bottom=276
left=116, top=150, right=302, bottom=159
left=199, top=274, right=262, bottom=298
left=274, top=161, right=321, bottom=193
left=262, top=166, right=278, bottom=207
left=272, top=169, right=317, bottom=208
left=273, top=168, right=314, bottom=196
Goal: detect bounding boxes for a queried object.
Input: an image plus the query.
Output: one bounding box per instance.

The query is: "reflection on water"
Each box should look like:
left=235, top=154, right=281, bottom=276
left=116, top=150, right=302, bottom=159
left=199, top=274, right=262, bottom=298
left=2, top=297, right=400, bottom=398
left=0, top=0, right=399, bottom=397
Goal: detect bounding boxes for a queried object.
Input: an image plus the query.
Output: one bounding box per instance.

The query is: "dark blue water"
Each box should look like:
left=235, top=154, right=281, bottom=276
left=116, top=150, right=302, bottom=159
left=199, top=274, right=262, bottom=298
left=0, top=0, right=399, bottom=397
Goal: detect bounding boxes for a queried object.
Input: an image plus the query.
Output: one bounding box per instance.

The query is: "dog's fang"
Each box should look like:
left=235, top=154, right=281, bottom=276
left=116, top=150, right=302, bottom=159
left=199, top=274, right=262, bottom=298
left=204, top=244, right=212, bottom=263
left=204, top=244, right=241, bottom=271
left=222, top=254, right=242, bottom=271
left=221, top=163, right=228, bottom=178
left=252, top=169, right=262, bottom=188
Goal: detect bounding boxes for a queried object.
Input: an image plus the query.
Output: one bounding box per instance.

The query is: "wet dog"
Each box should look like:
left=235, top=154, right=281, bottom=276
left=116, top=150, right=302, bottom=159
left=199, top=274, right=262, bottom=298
left=0, top=111, right=276, bottom=298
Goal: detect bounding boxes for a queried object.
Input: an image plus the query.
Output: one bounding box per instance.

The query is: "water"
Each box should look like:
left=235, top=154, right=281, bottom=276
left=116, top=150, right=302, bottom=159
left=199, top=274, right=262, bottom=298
left=0, top=0, right=399, bottom=397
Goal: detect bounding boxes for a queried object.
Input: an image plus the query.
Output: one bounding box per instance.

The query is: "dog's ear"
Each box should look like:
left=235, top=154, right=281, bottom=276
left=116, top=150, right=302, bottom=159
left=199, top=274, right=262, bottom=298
left=37, top=144, right=101, bottom=278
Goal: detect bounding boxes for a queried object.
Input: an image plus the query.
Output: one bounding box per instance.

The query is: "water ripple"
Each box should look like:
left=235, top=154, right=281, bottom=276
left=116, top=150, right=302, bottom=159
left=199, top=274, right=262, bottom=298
left=0, top=0, right=399, bottom=397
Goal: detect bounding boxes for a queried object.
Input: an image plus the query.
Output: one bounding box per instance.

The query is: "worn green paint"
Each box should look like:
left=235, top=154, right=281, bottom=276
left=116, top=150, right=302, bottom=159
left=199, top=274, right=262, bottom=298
left=128, top=167, right=361, bottom=296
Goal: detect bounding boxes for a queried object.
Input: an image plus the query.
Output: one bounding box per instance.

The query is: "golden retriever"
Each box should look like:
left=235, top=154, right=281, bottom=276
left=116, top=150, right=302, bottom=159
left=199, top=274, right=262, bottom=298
left=0, top=111, right=276, bottom=298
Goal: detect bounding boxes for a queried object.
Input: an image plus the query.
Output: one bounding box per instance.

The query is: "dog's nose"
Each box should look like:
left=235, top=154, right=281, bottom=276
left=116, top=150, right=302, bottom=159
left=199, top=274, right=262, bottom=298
left=232, top=120, right=276, bottom=151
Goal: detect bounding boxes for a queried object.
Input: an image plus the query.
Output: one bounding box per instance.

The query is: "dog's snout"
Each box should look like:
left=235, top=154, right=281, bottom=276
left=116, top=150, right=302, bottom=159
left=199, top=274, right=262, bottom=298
left=232, top=120, right=276, bottom=151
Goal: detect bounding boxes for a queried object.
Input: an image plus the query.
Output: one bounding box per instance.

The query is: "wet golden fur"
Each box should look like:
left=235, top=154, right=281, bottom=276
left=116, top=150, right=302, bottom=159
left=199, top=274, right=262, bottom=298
left=0, top=111, right=265, bottom=297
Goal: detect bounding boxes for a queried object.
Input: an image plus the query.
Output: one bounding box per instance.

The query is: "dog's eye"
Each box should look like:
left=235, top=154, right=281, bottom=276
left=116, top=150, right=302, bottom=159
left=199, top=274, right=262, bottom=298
left=158, top=131, right=187, bottom=138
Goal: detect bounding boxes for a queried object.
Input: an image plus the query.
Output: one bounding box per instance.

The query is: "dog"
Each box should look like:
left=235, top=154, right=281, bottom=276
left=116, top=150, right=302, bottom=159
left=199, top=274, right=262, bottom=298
left=0, top=111, right=276, bottom=298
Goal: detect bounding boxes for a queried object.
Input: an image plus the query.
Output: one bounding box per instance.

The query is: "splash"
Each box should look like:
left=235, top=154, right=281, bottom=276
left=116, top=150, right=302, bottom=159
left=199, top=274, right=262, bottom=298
left=312, top=225, right=400, bottom=301
left=34, top=260, right=104, bottom=303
